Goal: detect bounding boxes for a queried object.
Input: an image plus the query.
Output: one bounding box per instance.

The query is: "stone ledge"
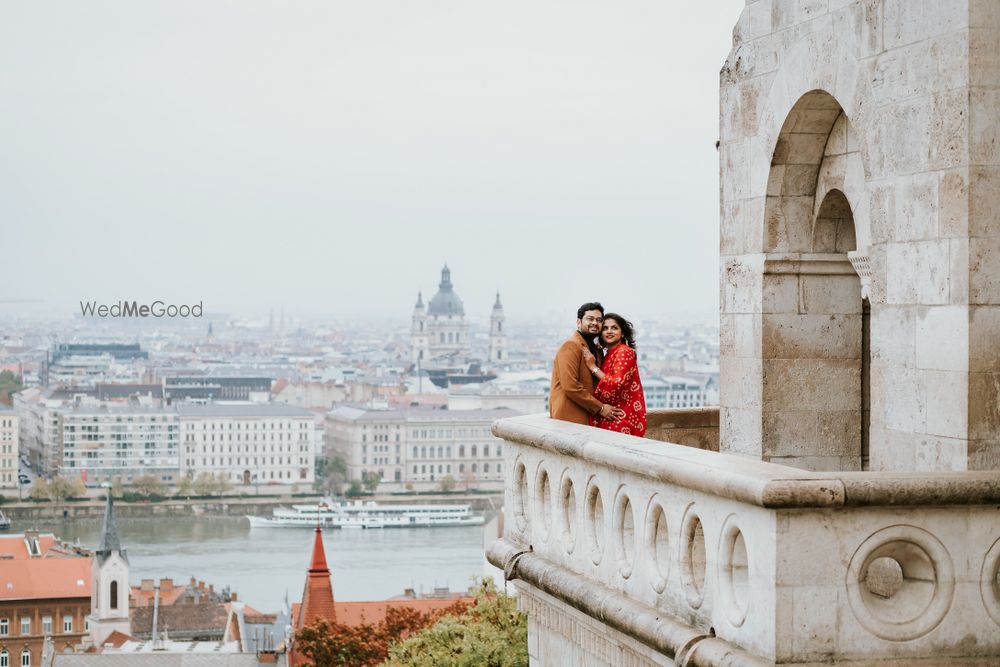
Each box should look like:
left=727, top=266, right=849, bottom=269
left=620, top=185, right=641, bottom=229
left=493, top=415, right=1000, bottom=508
left=647, top=407, right=720, bottom=430
left=487, top=538, right=771, bottom=667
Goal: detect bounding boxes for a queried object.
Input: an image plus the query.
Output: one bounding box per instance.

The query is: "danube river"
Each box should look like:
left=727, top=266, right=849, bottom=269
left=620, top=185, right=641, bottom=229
left=29, top=517, right=489, bottom=612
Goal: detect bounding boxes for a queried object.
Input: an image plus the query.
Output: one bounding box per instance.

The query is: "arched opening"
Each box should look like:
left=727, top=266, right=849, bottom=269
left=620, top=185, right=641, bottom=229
left=758, top=90, right=869, bottom=472
left=110, top=580, right=119, bottom=610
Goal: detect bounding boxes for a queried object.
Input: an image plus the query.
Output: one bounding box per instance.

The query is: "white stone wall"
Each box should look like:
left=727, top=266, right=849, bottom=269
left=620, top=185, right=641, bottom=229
left=720, top=0, right=1000, bottom=472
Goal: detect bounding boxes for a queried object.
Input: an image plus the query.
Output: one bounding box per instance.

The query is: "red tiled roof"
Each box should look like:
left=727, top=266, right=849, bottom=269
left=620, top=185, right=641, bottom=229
left=130, top=585, right=189, bottom=607
left=0, top=534, right=92, bottom=601
left=101, top=630, right=137, bottom=648
left=334, top=598, right=474, bottom=627
left=131, top=604, right=230, bottom=636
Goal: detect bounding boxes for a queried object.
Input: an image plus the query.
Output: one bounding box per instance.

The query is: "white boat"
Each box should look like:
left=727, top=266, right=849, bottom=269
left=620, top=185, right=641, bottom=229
left=246, top=498, right=485, bottom=529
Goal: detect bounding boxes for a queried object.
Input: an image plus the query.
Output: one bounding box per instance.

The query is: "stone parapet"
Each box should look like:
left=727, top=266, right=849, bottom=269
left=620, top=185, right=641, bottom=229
left=646, top=407, right=721, bottom=452
left=490, top=415, right=1000, bottom=665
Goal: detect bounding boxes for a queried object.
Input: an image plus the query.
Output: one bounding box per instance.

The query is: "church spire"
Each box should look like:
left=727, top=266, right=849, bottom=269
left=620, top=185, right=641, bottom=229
left=296, top=525, right=336, bottom=630
left=97, top=493, right=125, bottom=562
left=309, top=525, right=329, bottom=574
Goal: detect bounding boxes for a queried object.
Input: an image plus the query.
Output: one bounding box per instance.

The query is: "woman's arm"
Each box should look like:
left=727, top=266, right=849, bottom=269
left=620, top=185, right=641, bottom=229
left=594, top=347, right=636, bottom=402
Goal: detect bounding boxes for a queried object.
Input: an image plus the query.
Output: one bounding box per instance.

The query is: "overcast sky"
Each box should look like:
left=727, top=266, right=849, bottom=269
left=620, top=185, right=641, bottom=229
left=1, top=0, right=745, bottom=325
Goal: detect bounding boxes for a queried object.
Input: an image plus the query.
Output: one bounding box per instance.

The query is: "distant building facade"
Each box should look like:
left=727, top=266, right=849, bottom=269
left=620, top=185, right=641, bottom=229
left=163, top=376, right=272, bottom=403
left=642, top=376, right=708, bottom=410
left=326, top=406, right=518, bottom=490
left=60, top=405, right=181, bottom=487
left=178, top=403, right=316, bottom=486
left=0, top=407, right=17, bottom=489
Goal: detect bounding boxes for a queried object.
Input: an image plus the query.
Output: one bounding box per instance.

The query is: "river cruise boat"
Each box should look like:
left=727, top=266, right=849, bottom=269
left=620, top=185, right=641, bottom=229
left=246, top=498, right=485, bottom=529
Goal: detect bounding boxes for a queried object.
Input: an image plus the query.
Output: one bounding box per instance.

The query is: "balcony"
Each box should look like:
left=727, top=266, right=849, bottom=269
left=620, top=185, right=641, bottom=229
left=487, top=410, right=1000, bottom=666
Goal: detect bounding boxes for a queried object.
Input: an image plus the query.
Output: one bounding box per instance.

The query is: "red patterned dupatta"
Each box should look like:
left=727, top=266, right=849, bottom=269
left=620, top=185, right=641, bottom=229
left=589, top=343, right=646, bottom=437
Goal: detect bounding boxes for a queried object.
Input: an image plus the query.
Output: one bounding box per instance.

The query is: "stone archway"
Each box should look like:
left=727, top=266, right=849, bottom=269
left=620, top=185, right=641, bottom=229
left=756, top=91, right=868, bottom=472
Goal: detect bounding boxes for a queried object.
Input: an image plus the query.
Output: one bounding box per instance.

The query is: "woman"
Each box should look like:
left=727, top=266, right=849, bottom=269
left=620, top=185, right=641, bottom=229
left=582, top=313, right=646, bottom=437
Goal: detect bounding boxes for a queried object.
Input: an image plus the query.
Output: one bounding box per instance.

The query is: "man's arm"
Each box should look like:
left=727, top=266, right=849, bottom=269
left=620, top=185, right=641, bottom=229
left=554, top=342, right=604, bottom=414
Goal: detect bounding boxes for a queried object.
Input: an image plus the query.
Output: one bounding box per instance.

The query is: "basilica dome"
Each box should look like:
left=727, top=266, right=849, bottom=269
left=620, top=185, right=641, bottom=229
left=427, top=265, right=465, bottom=316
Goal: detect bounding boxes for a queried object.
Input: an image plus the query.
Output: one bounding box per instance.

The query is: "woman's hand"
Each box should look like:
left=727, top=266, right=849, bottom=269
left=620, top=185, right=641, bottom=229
left=581, top=345, right=596, bottom=369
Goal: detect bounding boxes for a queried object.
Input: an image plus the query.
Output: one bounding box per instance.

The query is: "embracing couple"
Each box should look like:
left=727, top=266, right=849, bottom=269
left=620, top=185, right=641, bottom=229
left=549, top=301, right=646, bottom=437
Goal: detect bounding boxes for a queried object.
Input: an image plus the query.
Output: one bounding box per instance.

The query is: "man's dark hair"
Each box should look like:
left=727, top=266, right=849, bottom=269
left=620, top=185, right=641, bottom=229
left=577, top=302, right=604, bottom=319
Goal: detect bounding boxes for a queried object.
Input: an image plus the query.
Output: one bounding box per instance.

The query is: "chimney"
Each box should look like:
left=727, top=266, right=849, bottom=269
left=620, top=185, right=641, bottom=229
left=141, top=579, right=154, bottom=592
left=159, top=578, right=173, bottom=592
left=231, top=592, right=237, bottom=602
left=208, top=584, right=214, bottom=595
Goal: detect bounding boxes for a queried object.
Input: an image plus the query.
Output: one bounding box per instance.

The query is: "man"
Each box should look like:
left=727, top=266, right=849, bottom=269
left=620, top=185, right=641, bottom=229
left=550, top=302, right=626, bottom=425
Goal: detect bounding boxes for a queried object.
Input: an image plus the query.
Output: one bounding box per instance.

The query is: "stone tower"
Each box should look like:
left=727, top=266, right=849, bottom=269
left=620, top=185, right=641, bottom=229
left=488, top=292, right=507, bottom=364
left=718, top=0, right=1000, bottom=474
left=487, top=4, right=1000, bottom=666
left=410, top=291, right=430, bottom=364
left=89, top=494, right=130, bottom=646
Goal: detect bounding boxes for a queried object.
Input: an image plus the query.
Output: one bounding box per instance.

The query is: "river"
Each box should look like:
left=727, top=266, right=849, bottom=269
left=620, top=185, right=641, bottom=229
left=28, top=517, right=490, bottom=613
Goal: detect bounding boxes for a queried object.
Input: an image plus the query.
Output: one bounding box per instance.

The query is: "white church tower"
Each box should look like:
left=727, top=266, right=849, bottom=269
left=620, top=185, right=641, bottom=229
left=488, top=292, right=507, bottom=364
left=410, top=291, right=430, bottom=364
left=89, top=494, right=130, bottom=646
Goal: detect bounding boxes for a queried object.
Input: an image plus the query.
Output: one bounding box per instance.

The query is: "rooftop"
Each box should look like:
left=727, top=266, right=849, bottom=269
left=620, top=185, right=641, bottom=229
left=0, top=533, right=92, bottom=602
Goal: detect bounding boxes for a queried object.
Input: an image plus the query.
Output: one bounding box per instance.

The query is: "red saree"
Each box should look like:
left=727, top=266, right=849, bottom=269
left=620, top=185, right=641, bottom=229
left=589, top=343, right=646, bottom=437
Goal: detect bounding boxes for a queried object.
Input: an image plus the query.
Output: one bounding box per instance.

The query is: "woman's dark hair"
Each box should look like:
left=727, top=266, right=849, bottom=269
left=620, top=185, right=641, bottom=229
left=577, top=302, right=604, bottom=319
left=601, top=313, right=637, bottom=350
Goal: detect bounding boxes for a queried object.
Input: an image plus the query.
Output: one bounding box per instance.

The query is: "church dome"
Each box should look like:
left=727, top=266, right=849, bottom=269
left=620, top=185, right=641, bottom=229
left=427, top=265, right=465, bottom=316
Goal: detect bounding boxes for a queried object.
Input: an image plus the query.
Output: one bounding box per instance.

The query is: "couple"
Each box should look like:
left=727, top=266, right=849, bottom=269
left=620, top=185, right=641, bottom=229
left=550, top=302, right=646, bottom=437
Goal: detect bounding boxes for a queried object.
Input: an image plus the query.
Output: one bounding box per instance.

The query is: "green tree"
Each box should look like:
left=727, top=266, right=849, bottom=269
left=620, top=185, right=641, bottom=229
left=295, top=599, right=470, bottom=667
left=346, top=479, right=364, bottom=498
left=0, top=370, right=22, bottom=406
left=193, top=472, right=218, bottom=496
left=131, top=474, right=165, bottom=498
left=361, top=471, right=381, bottom=495
left=175, top=476, right=194, bottom=498
left=317, top=452, right=348, bottom=496
left=385, top=580, right=528, bottom=667
left=27, top=478, right=49, bottom=501
left=48, top=476, right=85, bottom=502
left=214, top=472, right=233, bottom=496
left=438, top=475, right=457, bottom=493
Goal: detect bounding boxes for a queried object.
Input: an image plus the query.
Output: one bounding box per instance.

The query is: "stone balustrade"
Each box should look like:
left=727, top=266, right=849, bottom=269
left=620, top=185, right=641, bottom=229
left=487, top=414, right=1000, bottom=666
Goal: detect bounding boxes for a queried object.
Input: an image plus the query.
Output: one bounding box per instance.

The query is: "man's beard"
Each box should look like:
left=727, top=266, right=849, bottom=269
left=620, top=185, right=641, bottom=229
left=578, top=328, right=601, bottom=357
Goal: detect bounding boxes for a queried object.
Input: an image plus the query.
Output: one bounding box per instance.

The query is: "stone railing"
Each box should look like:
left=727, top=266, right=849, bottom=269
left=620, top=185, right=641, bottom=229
left=487, top=414, right=1000, bottom=666
left=645, top=407, right=720, bottom=452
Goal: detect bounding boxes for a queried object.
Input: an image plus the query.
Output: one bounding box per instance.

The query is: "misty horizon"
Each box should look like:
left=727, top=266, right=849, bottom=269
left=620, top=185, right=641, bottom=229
left=1, top=1, right=744, bottom=324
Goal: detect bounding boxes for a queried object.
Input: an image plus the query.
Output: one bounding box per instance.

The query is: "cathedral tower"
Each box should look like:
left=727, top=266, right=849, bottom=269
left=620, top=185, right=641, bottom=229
left=488, top=292, right=507, bottom=364
left=410, top=291, right=430, bottom=364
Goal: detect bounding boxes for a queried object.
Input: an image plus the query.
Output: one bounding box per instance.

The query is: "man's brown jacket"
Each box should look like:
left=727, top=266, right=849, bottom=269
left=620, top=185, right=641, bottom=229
left=549, top=331, right=604, bottom=424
